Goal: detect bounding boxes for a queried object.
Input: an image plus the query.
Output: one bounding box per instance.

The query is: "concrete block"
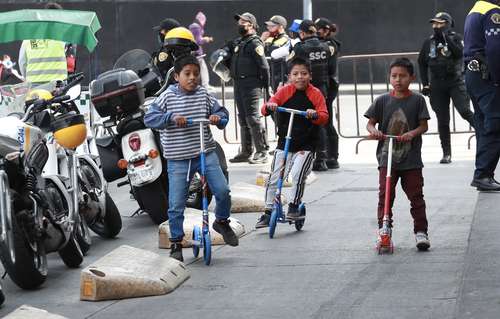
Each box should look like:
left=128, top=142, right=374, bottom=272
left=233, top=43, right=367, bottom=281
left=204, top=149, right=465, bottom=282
left=80, top=245, right=189, bottom=301
left=4, top=305, right=68, bottom=319
left=158, top=208, right=245, bottom=249
left=212, top=182, right=287, bottom=213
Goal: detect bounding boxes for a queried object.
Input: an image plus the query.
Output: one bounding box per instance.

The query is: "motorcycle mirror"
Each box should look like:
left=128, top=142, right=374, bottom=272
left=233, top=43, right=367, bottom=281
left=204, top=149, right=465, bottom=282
left=66, top=84, right=81, bottom=102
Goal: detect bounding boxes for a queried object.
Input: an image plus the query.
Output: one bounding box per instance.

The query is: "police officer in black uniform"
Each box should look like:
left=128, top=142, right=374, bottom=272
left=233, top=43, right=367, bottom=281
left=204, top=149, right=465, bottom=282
left=464, top=0, right=500, bottom=191
left=418, top=12, right=475, bottom=164
left=224, top=12, right=270, bottom=164
left=262, top=15, right=290, bottom=92
left=315, top=17, right=341, bottom=169
left=152, top=18, right=181, bottom=80
left=290, top=20, right=336, bottom=171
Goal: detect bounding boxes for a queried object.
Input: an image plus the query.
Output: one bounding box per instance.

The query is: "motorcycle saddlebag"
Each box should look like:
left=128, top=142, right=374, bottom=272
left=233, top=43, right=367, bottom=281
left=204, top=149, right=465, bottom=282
left=90, top=68, right=145, bottom=118
left=95, top=136, right=126, bottom=182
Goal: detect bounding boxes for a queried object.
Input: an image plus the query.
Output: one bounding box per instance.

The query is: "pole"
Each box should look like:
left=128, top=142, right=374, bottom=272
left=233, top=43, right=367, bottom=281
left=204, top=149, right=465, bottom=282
left=303, top=0, right=312, bottom=20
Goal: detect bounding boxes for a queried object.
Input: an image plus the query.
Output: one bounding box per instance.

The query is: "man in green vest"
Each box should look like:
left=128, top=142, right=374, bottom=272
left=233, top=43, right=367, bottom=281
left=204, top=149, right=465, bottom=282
left=18, top=2, right=68, bottom=85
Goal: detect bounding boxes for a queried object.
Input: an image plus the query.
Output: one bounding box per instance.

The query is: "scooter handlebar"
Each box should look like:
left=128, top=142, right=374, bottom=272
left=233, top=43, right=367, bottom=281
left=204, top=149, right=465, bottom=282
left=276, top=107, right=318, bottom=120
left=185, top=118, right=229, bottom=126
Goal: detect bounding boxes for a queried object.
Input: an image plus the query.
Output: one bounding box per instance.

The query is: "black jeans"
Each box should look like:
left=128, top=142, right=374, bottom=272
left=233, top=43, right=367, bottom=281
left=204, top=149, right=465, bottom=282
left=430, top=77, right=475, bottom=155
left=234, top=79, right=268, bottom=154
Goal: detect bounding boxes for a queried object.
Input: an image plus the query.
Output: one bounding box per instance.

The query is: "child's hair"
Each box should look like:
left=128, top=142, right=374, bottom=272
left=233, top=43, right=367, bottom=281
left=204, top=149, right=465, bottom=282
left=174, top=55, right=200, bottom=74
left=389, top=57, right=415, bottom=76
left=287, top=57, right=312, bottom=74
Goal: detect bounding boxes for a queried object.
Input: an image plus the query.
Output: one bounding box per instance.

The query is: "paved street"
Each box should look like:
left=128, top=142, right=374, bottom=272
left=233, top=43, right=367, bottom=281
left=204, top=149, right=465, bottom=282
left=1, top=139, right=498, bottom=318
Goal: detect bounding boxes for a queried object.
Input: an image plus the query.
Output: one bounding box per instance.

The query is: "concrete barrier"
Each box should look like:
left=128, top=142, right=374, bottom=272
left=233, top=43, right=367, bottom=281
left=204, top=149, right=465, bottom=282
left=158, top=208, right=245, bottom=249
left=3, top=305, right=68, bottom=319
left=80, top=245, right=189, bottom=301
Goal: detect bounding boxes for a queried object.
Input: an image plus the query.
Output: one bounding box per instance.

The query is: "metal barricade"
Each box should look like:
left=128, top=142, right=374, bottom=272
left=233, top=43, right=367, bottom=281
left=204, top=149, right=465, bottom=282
left=335, top=52, right=475, bottom=153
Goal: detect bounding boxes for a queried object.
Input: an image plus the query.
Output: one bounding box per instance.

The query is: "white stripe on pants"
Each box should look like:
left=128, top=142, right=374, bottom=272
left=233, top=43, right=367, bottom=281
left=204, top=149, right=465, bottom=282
left=264, top=149, right=314, bottom=210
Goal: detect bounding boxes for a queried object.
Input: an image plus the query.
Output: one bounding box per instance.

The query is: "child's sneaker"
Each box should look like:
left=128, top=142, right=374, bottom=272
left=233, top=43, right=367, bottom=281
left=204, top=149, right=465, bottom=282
left=255, top=211, right=271, bottom=229
left=213, top=219, right=239, bottom=246
left=286, top=203, right=304, bottom=220
left=170, top=242, right=184, bottom=262
left=415, top=232, right=430, bottom=251
left=377, top=227, right=392, bottom=246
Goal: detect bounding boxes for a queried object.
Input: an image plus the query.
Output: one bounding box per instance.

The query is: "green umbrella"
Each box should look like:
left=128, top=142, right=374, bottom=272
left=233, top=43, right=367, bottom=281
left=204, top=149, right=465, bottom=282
left=0, top=9, right=101, bottom=52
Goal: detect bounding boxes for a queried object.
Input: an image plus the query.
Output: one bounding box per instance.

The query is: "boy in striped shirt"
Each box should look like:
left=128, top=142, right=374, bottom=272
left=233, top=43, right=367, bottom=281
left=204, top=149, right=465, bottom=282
left=145, top=55, right=237, bottom=261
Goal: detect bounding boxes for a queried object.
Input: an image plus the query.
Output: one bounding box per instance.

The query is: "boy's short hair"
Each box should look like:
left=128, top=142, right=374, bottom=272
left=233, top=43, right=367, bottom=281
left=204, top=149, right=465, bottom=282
left=287, top=57, right=312, bottom=74
left=389, top=57, right=415, bottom=76
left=174, top=55, right=200, bottom=74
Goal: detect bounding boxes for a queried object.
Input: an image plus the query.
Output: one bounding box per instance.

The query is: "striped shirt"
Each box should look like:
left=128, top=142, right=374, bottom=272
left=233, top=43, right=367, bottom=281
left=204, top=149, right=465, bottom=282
left=144, top=84, right=229, bottom=160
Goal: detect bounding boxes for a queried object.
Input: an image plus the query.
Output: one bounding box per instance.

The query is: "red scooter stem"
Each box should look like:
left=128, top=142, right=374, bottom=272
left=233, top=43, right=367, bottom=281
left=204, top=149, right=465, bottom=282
left=383, top=136, right=396, bottom=219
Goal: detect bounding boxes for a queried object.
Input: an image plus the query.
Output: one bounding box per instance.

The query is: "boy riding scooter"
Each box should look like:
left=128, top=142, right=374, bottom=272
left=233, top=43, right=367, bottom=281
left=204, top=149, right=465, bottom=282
left=256, top=57, right=328, bottom=229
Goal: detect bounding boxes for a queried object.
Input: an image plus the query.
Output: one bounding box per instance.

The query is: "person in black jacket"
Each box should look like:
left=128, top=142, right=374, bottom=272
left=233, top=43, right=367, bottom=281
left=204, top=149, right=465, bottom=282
left=315, top=17, right=341, bottom=169
left=418, top=12, right=474, bottom=164
left=152, top=18, right=181, bottom=80
left=224, top=12, right=271, bottom=164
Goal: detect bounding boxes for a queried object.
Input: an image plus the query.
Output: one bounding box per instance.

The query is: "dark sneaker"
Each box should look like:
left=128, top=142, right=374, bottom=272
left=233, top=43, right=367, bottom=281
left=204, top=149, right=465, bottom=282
left=213, top=219, right=239, bottom=246
left=326, top=158, right=340, bottom=169
left=415, top=232, right=430, bottom=251
left=249, top=151, right=268, bottom=164
left=286, top=203, right=304, bottom=220
left=312, top=160, right=328, bottom=172
left=471, top=177, right=500, bottom=191
left=439, top=155, right=451, bottom=164
left=229, top=153, right=252, bottom=163
left=170, top=242, right=184, bottom=262
left=255, top=211, right=271, bottom=229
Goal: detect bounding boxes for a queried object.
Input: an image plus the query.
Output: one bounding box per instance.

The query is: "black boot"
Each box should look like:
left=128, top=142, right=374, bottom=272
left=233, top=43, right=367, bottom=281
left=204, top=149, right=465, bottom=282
left=471, top=177, right=500, bottom=191
left=170, top=242, right=183, bottom=262
left=312, top=159, right=328, bottom=171
left=440, top=154, right=451, bottom=164
left=229, top=152, right=252, bottom=163
left=212, top=219, right=239, bottom=246
left=326, top=158, right=340, bottom=169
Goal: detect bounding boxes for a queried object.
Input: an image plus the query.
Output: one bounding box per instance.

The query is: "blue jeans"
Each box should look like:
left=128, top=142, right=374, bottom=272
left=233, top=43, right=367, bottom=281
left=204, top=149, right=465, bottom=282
left=167, top=151, right=231, bottom=241
left=465, top=70, right=500, bottom=179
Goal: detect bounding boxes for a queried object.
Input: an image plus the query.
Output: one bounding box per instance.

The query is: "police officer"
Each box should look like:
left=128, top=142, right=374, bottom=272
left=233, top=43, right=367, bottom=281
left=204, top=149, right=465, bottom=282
left=225, top=12, right=270, bottom=164
left=418, top=12, right=475, bottom=164
left=152, top=18, right=181, bottom=80
left=290, top=20, right=336, bottom=171
left=261, top=15, right=290, bottom=92
left=315, top=17, right=341, bottom=169
left=464, top=0, right=500, bottom=191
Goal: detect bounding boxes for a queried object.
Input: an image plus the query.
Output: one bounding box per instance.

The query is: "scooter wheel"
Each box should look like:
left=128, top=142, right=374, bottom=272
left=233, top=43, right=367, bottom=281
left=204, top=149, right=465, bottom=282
left=192, top=226, right=201, bottom=258
left=203, top=232, right=211, bottom=266
left=295, top=219, right=304, bottom=231
left=269, top=209, right=279, bottom=239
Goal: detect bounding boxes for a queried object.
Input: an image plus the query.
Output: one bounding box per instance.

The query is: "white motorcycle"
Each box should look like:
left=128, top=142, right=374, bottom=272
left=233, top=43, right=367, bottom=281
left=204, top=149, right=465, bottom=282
left=0, top=85, right=85, bottom=289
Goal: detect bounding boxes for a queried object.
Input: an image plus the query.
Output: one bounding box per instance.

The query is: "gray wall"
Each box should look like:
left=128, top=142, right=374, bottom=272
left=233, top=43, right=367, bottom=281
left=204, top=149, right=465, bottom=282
left=0, top=0, right=476, bottom=84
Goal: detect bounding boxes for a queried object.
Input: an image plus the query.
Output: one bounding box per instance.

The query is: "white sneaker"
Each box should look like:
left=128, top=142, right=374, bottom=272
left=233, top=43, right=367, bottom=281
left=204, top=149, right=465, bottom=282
left=415, top=232, right=430, bottom=251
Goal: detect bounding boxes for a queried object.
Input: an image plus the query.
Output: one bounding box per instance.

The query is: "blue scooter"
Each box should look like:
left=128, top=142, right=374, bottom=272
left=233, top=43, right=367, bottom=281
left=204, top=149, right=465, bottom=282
left=188, top=118, right=228, bottom=265
left=268, top=107, right=316, bottom=238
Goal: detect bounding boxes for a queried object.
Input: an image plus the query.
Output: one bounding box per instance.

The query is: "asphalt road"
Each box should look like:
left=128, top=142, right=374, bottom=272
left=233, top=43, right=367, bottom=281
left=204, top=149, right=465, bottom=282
left=0, top=158, right=489, bottom=319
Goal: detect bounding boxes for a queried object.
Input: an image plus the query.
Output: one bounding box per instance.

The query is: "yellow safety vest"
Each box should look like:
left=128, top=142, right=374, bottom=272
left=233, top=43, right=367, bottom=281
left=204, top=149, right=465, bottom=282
left=25, top=39, right=67, bottom=84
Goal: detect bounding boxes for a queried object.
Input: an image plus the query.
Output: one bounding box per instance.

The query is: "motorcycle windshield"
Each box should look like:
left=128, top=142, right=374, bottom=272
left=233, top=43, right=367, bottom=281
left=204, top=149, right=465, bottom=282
left=113, top=49, right=152, bottom=75
left=0, top=82, right=31, bottom=117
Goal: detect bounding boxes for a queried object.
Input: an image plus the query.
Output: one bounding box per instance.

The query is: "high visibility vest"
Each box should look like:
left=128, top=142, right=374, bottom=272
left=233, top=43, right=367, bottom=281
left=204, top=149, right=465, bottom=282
left=24, top=40, right=67, bottom=84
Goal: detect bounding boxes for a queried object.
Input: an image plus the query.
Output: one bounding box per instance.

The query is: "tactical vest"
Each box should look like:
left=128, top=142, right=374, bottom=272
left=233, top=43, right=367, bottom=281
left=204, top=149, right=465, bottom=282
left=428, top=35, right=463, bottom=79
left=265, top=33, right=289, bottom=88
left=25, top=40, right=67, bottom=84
left=295, top=38, right=330, bottom=95
left=230, top=35, right=262, bottom=80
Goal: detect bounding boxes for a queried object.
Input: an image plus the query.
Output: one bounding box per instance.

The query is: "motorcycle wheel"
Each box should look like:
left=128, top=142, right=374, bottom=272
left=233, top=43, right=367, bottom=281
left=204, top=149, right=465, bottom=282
left=58, top=234, right=84, bottom=268
left=75, top=216, right=92, bottom=255
left=0, top=208, right=48, bottom=290
left=133, top=177, right=168, bottom=225
left=88, top=192, right=122, bottom=238
left=186, top=144, right=229, bottom=209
